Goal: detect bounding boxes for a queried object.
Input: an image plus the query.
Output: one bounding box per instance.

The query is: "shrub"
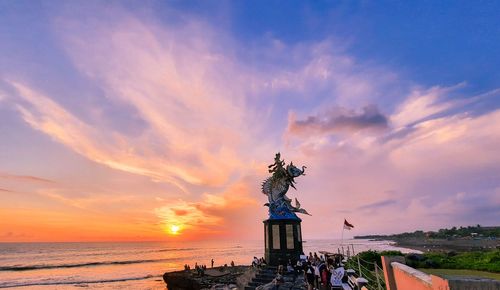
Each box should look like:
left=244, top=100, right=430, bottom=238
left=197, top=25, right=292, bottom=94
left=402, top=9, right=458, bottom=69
left=350, top=250, right=404, bottom=271
left=409, top=250, right=500, bottom=273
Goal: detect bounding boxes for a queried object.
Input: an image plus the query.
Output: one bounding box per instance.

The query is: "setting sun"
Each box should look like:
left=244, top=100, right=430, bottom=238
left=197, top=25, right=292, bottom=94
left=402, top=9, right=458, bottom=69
left=169, top=225, right=180, bottom=235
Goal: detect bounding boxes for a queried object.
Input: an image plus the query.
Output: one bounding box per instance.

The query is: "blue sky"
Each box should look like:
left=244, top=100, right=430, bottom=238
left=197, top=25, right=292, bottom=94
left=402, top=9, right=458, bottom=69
left=166, top=1, right=500, bottom=87
left=0, top=1, right=499, bottom=241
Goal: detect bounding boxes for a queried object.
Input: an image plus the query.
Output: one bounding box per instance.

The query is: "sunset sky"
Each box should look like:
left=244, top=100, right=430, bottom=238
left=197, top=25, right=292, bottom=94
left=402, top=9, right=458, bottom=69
left=1, top=1, right=499, bottom=242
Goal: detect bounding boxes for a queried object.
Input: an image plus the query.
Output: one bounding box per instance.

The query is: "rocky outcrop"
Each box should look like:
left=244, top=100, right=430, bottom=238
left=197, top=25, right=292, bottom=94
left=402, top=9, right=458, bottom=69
left=163, top=266, right=251, bottom=290
left=163, top=271, right=202, bottom=290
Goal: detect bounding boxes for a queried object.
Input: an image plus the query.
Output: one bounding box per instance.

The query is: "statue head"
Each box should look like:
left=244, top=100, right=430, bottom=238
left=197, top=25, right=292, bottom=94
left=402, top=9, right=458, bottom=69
left=286, top=161, right=306, bottom=178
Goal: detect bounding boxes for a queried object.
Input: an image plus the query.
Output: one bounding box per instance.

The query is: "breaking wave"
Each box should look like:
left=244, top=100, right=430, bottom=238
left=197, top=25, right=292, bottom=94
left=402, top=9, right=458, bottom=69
left=0, top=258, right=173, bottom=271
left=0, top=274, right=161, bottom=288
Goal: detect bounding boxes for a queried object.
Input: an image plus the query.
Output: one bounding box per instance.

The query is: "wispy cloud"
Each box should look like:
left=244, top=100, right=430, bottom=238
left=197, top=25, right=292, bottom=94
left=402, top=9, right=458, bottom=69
left=357, top=199, right=397, bottom=211
left=391, top=83, right=467, bottom=127
left=289, top=88, right=500, bottom=234
left=3, top=7, right=273, bottom=239
left=0, top=172, right=55, bottom=184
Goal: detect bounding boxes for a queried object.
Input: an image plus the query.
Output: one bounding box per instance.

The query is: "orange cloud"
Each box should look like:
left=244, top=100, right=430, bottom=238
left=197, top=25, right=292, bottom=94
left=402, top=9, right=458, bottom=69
left=173, top=209, right=189, bottom=216
left=153, top=178, right=260, bottom=240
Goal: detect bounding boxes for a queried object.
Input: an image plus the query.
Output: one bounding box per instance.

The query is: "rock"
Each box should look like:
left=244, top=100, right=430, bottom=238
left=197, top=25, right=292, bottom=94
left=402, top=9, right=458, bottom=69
left=446, top=251, right=457, bottom=257
left=256, top=280, right=297, bottom=290
left=405, top=253, right=425, bottom=261
left=209, top=283, right=238, bottom=290
left=163, top=266, right=252, bottom=290
left=163, top=272, right=201, bottom=290
left=255, top=281, right=275, bottom=290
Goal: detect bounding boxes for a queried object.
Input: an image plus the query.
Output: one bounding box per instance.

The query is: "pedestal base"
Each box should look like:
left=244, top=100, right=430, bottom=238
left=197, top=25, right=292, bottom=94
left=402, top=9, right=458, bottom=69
left=263, top=218, right=303, bottom=266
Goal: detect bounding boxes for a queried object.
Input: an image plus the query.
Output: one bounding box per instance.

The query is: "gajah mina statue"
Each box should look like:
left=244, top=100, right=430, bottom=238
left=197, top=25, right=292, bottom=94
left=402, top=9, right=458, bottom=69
left=261, top=153, right=310, bottom=219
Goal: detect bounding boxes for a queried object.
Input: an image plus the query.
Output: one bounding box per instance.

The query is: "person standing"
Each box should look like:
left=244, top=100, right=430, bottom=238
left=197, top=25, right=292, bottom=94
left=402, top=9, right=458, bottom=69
left=252, top=256, right=259, bottom=267
left=330, top=264, right=345, bottom=288
left=305, top=262, right=315, bottom=290
left=314, top=262, right=320, bottom=289
left=211, top=259, right=214, bottom=268
left=321, top=267, right=328, bottom=287
left=295, top=259, right=303, bottom=279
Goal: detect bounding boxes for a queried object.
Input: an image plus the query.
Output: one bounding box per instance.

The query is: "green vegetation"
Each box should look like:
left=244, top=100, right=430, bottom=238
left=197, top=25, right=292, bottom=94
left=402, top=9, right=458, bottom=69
left=429, top=225, right=500, bottom=239
left=355, top=225, right=500, bottom=240
left=349, top=249, right=500, bottom=274
left=419, top=268, right=500, bottom=281
left=345, top=250, right=401, bottom=290
left=348, top=250, right=404, bottom=271
left=406, top=250, right=500, bottom=273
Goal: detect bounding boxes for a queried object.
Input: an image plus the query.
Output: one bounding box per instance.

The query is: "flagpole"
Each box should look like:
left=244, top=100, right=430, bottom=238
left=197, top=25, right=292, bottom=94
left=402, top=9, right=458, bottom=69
left=341, top=218, right=345, bottom=246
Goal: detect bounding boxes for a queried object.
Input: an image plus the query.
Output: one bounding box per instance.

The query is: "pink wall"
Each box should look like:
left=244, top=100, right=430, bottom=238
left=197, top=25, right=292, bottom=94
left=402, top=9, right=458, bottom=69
left=381, top=256, right=450, bottom=290
left=382, top=256, right=500, bottom=290
left=392, top=263, right=433, bottom=290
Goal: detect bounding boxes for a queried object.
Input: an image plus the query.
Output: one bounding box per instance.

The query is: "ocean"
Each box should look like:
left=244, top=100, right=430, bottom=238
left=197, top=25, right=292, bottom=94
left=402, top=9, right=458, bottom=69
left=0, top=239, right=418, bottom=289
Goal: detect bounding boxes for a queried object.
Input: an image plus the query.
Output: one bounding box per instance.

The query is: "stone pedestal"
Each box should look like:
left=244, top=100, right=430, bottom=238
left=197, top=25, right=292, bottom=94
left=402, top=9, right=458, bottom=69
left=263, top=218, right=303, bottom=266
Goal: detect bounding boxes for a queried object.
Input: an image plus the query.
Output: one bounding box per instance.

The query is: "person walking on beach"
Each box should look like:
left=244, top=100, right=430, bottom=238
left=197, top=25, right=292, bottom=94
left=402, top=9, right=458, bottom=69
left=211, top=259, right=214, bottom=268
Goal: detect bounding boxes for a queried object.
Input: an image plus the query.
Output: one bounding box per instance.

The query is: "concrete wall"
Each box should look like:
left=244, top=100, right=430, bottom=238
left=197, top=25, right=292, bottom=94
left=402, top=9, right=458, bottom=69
left=381, top=256, right=500, bottom=290
left=382, top=256, right=405, bottom=290
left=390, top=260, right=437, bottom=290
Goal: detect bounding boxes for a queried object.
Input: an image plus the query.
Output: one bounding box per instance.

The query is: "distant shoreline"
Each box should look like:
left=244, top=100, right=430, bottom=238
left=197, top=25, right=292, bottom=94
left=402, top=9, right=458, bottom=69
left=357, top=236, right=499, bottom=252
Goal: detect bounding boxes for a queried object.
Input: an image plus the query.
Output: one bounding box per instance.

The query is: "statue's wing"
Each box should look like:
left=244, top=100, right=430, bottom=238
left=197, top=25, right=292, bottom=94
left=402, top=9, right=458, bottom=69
left=300, top=208, right=311, bottom=216
left=295, top=198, right=301, bottom=209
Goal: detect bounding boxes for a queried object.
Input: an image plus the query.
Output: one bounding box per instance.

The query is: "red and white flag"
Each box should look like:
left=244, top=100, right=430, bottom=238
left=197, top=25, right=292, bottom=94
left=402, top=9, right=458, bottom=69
left=343, top=219, right=354, bottom=230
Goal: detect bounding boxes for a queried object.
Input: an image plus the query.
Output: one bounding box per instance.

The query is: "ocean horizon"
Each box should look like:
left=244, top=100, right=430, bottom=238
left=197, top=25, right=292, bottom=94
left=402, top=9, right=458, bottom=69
left=0, top=239, right=419, bottom=289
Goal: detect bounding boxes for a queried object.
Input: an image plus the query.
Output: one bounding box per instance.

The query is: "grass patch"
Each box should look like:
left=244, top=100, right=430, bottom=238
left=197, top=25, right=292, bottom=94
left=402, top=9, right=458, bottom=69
left=419, top=268, right=500, bottom=281
left=406, top=249, right=500, bottom=273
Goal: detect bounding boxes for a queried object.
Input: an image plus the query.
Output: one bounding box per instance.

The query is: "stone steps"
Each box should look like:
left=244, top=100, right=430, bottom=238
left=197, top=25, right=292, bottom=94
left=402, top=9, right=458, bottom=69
left=248, top=281, right=264, bottom=287
left=252, top=278, right=271, bottom=284
left=244, top=266, right=277, bottom=290
left=255, top=274, right=275, bottom=280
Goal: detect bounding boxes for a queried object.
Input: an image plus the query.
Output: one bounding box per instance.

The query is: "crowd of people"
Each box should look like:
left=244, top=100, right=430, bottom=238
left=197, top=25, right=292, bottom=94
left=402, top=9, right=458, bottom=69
left=183, top=259, right=237, bottom=277
left=183, top=262, right=209, bottom=276
left=252, top=256, right=268, bottom=268
left=182, top=252, right=346, bottom=289
left=274, top=252, right=346, bottom=290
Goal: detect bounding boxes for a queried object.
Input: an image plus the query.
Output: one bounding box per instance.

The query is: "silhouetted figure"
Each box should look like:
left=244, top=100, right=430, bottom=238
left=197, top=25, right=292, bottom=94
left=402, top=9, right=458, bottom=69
left=211, top=259, right=214, bottom=268
left=305, top=262, right=315, bottom=290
